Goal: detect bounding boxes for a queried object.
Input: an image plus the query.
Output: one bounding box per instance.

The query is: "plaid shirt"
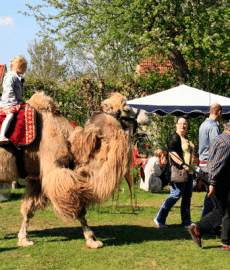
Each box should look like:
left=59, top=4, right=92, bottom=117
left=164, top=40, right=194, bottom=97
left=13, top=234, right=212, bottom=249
left=204, top=131, right=230, bottom=186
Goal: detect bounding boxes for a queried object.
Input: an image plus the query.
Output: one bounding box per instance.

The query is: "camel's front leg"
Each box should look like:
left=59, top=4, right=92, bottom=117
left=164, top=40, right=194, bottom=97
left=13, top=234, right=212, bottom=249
left=78, top=209, right=103, bottom=249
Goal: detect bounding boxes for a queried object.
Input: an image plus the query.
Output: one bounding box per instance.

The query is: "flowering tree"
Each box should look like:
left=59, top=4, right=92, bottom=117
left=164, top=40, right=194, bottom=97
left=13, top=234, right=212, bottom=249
left=26, top=38, right=68, bottom=80
left=22, top=0, right=230, bottom=85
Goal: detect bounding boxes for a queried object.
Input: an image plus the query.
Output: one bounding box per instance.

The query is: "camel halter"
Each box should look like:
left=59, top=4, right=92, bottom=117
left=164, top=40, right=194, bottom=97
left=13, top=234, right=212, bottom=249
left=113, top=108, right=140, bottom=136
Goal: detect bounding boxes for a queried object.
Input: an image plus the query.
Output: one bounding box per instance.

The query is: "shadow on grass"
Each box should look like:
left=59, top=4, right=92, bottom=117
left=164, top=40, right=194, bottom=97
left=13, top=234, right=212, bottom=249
left=0, top=190, right=24, bottom=203
left=1, top=233, right=18, bottom=241
left=0, top=247, right=18, bottom=253
left=202, top=245, right=221, bottom=250
left=159, top=189, right=170, bottom=194
left=26, top=224, right=220, bottom=248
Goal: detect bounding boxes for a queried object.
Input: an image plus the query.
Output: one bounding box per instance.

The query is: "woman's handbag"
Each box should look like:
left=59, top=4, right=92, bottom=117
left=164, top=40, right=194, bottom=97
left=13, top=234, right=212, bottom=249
left=170, top=165, right=188, bottom=183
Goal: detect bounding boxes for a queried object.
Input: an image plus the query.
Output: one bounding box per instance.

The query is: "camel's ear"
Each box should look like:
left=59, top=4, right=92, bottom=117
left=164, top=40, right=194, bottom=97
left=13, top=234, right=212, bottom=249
left=69, top=125, right=102, bottom=164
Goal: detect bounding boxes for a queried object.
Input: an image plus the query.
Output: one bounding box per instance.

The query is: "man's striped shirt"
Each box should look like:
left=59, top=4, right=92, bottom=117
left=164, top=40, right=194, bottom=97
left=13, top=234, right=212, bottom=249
left=204, top=132, right=230, bottom=186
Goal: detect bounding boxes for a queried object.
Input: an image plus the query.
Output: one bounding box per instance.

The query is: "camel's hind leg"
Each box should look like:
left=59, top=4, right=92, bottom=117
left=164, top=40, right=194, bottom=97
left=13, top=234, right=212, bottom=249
left=17, top=177, right=50, bottom=246
left=78, top=208, right=103, bottom=249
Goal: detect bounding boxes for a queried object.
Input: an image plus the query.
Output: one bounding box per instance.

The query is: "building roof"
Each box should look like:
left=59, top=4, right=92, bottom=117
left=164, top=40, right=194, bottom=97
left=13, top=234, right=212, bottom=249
left=138, top=55, right=228, bottom=76
left=138, top=55, right=172, bottom=75
left=0, top=64, right=7, bottom=84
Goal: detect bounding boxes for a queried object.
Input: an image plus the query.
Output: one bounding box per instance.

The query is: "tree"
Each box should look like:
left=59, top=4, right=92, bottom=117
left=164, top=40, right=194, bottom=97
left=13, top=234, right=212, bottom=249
left=26, top=38, right=68, bottom=80
left=22, top=0, right=230, bottom=85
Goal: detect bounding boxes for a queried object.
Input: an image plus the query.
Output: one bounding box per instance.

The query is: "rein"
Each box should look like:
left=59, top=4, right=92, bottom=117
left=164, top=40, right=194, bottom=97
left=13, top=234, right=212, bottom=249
left=103, top=108, right=139, bottom=136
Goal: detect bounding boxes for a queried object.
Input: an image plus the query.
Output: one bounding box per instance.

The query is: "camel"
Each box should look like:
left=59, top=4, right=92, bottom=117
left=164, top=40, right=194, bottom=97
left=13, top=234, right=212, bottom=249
left=0, top=92, right=138, bottom=248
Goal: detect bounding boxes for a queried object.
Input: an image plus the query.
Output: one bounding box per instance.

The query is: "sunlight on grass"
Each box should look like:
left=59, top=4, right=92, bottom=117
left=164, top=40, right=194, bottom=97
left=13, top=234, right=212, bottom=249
left=0, top=181, right=229, bottom=270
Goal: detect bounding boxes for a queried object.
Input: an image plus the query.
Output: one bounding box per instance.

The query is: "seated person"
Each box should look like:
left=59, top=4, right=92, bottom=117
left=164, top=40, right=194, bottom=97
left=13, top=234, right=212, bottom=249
left=0, top=56, right=27, bottom=144
left=140, top=148, right=167, bottom=193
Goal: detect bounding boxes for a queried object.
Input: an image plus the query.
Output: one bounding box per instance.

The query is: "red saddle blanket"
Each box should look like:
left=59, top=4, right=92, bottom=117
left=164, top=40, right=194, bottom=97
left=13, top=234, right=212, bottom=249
left=0, top=104, right=36, bottom=146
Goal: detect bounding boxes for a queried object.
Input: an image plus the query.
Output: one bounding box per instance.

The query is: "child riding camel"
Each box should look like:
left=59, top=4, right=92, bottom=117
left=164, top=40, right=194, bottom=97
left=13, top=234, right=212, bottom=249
left=0, top=56, right=27, bottom=145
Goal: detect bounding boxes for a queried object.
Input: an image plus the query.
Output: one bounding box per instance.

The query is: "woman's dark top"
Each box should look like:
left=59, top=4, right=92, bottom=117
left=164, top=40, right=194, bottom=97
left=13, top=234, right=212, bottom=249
left=168, top=132, right=186, bottom=168
left=161, top=131, right=187, bottom=185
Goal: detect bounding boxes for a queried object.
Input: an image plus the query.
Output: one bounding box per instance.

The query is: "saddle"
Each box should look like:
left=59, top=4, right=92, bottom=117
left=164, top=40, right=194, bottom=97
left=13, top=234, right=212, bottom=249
left=0, top=104, right=37, bottom=146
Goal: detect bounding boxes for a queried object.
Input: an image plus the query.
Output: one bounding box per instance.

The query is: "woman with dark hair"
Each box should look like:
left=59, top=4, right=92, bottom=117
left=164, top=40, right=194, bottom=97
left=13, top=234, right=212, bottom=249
left=154, top=116, right=196, bottom=228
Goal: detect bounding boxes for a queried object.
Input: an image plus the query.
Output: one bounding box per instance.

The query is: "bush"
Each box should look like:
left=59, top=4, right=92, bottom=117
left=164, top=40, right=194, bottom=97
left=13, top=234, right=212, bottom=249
left=24, top=77, right=88, bottom=126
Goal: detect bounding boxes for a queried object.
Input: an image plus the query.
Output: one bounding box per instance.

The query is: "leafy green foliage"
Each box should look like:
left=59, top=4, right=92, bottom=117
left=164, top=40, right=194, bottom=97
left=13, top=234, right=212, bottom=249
left=137, top=70, right=177, bottom=96
left=23, top=77, right=88, bottom=125
left=23, top=74, right=150, bottom=125
left=145, top=112, right=227, bottom=156
left=26, top=38, right=69, bottom=81
left=22, top=0, right=230, bottom=84
left=146, top=114, right=176, bottom=149
left=187, top=65, right=230, bottom=96
left=146, top=114, right=202, bottom=154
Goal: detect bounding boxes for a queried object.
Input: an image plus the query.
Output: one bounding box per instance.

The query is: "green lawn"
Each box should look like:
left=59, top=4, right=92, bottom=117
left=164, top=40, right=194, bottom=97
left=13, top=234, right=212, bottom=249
left=0, top=180, right=230, bottom=270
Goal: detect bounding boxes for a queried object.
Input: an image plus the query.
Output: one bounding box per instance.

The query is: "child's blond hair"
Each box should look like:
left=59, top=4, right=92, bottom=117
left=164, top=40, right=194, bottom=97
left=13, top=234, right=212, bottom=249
left=153, top=148, right=167, bottom=158
left=10, top=56, right=27, bottom=71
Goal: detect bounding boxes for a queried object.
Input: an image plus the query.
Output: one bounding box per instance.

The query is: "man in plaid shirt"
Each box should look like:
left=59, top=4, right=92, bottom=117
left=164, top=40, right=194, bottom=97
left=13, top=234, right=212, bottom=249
left=188, top=121, right=230, bottom=251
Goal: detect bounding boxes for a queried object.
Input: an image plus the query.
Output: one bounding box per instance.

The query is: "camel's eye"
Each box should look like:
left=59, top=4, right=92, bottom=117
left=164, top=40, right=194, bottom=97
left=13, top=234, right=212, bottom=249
left=123, top=105, right=131, bottom=113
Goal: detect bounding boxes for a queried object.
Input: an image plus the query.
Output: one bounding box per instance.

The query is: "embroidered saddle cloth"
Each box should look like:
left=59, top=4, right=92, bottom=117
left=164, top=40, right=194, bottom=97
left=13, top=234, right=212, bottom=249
left=0, top=104, right=36, bottom=146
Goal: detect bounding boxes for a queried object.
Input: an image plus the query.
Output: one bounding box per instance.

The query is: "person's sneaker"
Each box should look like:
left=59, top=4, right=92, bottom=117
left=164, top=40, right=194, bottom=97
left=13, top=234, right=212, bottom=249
left=221, top=244, right=230, bottom=251
left=154, top=218, right=168, bottom=229
left=181, top=221, right=193, bottom=227
left=0, top=136, right=10, bottom=145
left=188, top=223, right=202, bottom=247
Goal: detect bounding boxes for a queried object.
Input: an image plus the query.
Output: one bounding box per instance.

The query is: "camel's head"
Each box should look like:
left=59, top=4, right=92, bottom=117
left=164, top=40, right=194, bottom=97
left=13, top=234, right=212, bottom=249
left=101, top=92, right=140, bottom=136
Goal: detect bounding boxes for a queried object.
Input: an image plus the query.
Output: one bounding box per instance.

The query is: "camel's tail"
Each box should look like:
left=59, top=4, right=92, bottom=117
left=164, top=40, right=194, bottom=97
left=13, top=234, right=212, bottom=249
left=42, top=168, right=93, bottom=221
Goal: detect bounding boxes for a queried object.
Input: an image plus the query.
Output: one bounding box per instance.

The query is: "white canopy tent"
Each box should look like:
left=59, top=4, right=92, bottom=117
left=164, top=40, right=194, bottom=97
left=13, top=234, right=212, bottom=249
left=128, top=85, right=230, bottom=119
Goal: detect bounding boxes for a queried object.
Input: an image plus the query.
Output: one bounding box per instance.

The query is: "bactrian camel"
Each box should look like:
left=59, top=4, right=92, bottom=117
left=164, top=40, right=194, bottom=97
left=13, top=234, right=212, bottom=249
left=0, top=92, right=139, bottom=248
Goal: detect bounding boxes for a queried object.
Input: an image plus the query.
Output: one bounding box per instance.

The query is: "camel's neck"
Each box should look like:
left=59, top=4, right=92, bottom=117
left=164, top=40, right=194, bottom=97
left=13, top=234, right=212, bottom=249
left=88, top=129, right=132, bottom=204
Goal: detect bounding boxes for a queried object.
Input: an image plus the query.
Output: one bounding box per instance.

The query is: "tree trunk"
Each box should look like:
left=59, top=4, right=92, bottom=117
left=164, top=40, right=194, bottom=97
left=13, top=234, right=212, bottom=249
left=168, top=48, right=191, bottom=85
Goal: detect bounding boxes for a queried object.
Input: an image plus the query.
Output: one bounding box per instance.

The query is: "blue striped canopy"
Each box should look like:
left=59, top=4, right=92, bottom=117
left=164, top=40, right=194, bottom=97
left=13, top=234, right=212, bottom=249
left=128, top=85, right=230, bottom=119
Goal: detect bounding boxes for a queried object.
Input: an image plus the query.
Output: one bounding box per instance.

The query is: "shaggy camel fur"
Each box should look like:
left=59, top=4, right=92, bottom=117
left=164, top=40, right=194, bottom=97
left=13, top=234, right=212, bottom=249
left=0, top=92, right=136, bottom=248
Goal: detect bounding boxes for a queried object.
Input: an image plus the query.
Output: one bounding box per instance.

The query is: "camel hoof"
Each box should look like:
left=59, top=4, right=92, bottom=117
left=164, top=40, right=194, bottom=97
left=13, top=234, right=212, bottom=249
left=86, top=240, right=103, bottom=249
left=17, top=239, right=36, bottom=247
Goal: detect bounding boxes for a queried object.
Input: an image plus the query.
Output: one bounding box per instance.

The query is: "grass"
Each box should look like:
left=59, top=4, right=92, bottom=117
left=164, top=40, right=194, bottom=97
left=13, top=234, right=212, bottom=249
left=1, top=180, right=230, bottom=270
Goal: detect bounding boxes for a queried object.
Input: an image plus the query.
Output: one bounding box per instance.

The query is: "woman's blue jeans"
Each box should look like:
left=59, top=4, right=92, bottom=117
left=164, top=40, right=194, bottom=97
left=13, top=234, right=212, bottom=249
left=155, top=175, right=193, bottom=226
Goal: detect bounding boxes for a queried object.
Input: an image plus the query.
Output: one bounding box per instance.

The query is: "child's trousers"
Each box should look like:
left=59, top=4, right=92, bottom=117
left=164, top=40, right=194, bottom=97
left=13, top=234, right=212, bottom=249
left=0, top=113, right=14, bottom=138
